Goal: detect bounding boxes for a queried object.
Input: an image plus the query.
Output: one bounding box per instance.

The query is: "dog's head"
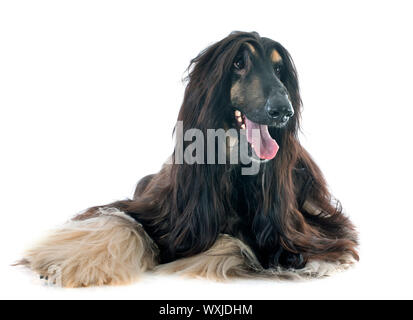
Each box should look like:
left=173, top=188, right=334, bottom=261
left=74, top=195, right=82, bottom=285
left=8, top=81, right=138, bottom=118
left=229, top=36, right=300, bottom=159
left=179, top=31, right=301, bottom=161
left=230, top=40, right=294, bottom=128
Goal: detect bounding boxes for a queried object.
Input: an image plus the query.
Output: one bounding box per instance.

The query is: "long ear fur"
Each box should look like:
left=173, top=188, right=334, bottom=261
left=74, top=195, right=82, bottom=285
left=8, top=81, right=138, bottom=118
left=262, top=41, right=359, bottom=263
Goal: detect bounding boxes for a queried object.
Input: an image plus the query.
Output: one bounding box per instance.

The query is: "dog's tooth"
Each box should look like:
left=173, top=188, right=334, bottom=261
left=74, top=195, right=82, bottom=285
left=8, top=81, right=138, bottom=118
left=235, top=110, right=241, bottom=117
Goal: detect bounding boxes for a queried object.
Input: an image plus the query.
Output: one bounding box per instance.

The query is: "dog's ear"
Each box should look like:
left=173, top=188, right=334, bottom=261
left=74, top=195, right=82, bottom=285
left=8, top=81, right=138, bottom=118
left=179, top=33, right=257, bottom=130
left=185, top=37, right=247, bottom=101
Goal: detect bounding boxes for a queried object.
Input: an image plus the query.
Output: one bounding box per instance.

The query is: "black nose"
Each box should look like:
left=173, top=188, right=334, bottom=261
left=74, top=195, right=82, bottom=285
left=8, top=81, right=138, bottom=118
left=265, top=91, right=294, bottom=122
left=266, top=108, right=294, bottom=119
left=266, top=102, right=294, bottom=123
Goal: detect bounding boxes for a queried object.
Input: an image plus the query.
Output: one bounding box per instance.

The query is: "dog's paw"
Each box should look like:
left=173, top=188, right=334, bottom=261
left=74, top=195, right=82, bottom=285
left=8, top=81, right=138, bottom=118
left=29, top=258, right=115, bottom=287
left=279, top=251, right=306, bottom=269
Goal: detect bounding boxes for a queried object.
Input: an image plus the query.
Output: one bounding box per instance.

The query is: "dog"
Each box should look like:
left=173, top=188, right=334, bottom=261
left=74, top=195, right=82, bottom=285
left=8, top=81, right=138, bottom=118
left=20, top=31, right=358, bottom=287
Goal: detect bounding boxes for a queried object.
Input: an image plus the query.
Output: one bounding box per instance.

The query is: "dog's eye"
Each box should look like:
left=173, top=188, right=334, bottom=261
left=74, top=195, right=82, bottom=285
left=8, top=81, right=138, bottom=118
left=234, top=57, right=245, bottom=70
left=274, top=65, right=281, bottom=76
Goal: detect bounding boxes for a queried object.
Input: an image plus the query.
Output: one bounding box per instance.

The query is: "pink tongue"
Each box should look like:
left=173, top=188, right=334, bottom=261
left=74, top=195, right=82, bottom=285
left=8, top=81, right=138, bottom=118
left=245, top=117, right=279, bottom=160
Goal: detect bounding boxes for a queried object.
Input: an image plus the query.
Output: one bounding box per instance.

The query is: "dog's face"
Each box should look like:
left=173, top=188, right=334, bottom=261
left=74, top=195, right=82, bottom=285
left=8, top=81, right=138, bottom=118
left=229, top=40, right=295, bottom=160
left=230, top=41, right=294, bottom=128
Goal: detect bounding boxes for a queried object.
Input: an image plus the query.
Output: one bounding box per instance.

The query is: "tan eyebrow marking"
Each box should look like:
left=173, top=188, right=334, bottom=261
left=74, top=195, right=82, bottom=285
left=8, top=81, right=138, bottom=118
left=271, top=49, right=282, bottom=63
left=245, top=43, right=256, bottom=55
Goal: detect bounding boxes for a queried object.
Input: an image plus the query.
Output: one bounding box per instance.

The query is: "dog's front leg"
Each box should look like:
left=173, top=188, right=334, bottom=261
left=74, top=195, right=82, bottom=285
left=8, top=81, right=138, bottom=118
left=19, top=207, right=159, bottom=287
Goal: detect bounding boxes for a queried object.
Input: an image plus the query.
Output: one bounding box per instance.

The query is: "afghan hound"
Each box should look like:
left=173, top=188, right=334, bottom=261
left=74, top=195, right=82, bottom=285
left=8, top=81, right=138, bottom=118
left=20, top=31, right=358, bottom=287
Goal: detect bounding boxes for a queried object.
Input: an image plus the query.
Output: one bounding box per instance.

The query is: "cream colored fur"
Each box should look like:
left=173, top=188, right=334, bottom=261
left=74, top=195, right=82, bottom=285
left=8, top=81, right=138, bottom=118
left=21, top=208, right=158, bottom=287
left=156, top=234, right=355, bottom=281
left=155, top=234, right=263, bottom=280
left=261, top=253, right=355, bottom=280
left=21, top=208, right=354, bottom=287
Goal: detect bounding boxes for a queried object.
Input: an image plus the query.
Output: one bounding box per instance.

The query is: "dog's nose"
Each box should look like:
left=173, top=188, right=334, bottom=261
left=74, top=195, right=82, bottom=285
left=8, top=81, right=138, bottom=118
left=266, top=100, right=294, bottom=121
left=265, top=90, right=294, bottom=123
left=266, top=107, right=294, bottom=120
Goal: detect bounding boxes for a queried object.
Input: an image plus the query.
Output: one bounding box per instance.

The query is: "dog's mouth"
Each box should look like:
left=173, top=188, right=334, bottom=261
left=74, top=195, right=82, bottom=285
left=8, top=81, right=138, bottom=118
left=234, top=110, right=279, bottom=160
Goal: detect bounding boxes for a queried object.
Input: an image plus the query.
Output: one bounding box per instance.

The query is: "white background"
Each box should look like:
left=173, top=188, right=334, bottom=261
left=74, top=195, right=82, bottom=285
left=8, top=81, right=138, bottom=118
left=1, top=0, right=412, bottom=300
